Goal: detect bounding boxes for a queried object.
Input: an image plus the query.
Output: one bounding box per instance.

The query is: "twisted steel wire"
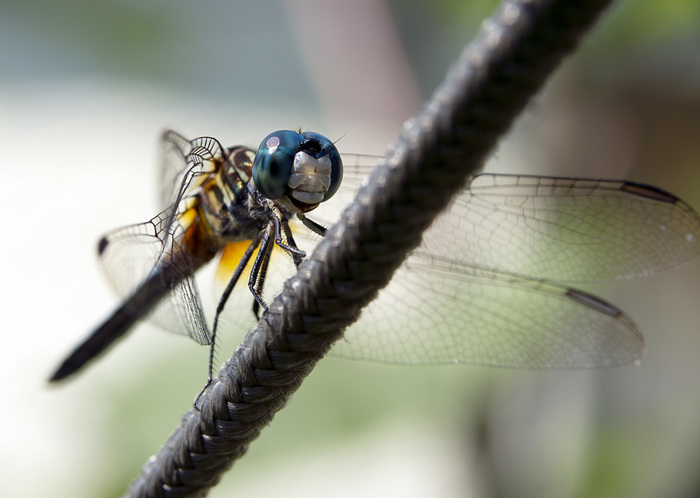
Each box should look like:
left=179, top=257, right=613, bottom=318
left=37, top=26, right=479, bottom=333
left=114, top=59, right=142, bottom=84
left=127, top=0, right=614, bottom=495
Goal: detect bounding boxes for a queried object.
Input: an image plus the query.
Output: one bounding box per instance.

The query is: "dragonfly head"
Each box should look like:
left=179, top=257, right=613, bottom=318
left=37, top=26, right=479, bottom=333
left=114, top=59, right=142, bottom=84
left=252, top=130, right=343, bottom=213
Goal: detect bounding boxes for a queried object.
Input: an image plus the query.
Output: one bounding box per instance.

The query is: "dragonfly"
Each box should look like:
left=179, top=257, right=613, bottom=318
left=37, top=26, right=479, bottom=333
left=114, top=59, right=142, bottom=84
left=49, top=130, right=700, bottom=382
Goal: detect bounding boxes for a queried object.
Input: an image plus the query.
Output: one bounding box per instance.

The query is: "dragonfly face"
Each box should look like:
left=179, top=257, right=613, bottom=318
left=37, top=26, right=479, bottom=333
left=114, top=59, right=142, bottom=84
left=50, top=128, right=700, bottom=383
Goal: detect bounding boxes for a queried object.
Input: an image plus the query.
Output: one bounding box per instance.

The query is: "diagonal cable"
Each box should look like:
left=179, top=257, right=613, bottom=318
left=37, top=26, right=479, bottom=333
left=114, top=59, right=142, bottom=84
left=126, top=0, right=614, bottom=496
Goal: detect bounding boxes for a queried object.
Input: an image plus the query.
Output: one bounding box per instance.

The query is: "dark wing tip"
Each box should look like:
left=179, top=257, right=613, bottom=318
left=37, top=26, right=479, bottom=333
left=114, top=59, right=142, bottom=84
left=97, top=236, right=109, bottom=256
left=566, top=289, right=621, bottom=317
left=620, top=182, right=678, bottom=204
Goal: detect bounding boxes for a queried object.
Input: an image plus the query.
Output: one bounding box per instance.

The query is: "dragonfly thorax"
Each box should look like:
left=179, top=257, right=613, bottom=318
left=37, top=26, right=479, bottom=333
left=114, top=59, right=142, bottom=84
left=194, top=148, right=272, bottom=244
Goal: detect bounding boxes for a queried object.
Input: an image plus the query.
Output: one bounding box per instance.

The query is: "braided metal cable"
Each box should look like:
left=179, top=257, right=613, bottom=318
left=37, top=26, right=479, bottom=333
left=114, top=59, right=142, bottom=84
left=127, top=0, right=614, bottom=495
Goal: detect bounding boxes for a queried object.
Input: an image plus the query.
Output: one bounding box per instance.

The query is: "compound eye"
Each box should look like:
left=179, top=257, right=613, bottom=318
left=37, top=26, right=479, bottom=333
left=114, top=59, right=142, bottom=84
left=301, top=132, right=343, bottom=201
left=252, top=130, right=303, bottom=200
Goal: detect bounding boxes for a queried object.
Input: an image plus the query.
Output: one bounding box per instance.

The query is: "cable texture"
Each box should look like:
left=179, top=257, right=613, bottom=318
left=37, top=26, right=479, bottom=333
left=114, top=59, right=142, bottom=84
left=127, top=0, right=613, bottom=496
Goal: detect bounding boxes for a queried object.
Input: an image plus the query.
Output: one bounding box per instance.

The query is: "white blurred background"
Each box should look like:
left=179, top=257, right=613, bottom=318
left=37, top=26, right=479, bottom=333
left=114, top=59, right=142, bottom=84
left=1, top=1, right=700, bottom=497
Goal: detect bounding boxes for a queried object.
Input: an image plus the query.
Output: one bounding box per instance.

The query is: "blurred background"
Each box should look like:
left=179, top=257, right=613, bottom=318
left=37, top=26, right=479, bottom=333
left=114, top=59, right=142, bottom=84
left=2, top=0, right=700, bottom=497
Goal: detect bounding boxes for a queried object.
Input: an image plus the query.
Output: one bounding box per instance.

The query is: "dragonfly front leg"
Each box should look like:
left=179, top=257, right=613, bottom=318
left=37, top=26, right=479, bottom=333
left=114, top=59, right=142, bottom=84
left=249, top=222, right=275, bottom=318
left=297, top=213, right=327, bottom=237
left=279, top=217, right=304, bottom=267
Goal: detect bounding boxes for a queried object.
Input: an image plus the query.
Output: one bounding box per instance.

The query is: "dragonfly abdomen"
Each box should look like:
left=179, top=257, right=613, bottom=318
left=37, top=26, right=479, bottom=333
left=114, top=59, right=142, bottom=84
left=49, top=266, right=180, bottom=382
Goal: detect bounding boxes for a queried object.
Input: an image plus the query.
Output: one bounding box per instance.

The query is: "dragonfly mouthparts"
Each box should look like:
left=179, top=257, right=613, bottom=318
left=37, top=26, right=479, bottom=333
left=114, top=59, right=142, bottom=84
left=287, top=152, right=332, bottom=205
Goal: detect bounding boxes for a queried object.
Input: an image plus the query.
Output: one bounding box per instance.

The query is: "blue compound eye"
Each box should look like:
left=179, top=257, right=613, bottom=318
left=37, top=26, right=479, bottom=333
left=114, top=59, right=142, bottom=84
left=301, top=132, right=343, bottom=202
left=253, top=130, right=304, bottom=200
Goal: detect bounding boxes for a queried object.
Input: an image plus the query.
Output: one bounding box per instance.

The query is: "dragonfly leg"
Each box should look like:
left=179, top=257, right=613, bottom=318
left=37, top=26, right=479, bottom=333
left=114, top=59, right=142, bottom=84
left=272, top=215, right=306, bottom=259
left=280, top=218, right=304, bottom=267
left=248, top=222, right=275, bottom=317
left=251, top=234, right=273, bottom=319
left=297, top=213, right=327, bottom=237
left=250, top=214, right=316, bottom=317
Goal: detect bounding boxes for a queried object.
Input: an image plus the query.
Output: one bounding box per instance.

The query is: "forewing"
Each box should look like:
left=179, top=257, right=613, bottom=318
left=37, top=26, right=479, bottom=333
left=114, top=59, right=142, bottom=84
left=98, top=209, right=175, bottom=298
left=321, top=162, right=700, bottom=282
left=421, top=174, right=700, bottom=282
left=159, top=130, right=226, bottom=213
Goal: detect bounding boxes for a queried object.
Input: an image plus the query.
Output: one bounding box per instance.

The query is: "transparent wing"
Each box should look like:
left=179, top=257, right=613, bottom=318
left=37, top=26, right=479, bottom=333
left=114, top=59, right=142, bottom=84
left=159, top=130, right=226, bottom=213
left=98, top=209, right=177, bottom=298
left=425, top=174, right=700, bottom=282
left=97, top=207, right=211, bottom=345
left=317, top=157, right=700, bottom=282
left=304, top=155, right=700, bottom=367
left=96, top=131, right=229, bottom=345
left=148, top=238, right=211, bottom=346
left=333, top=255, right=644, bottom=368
